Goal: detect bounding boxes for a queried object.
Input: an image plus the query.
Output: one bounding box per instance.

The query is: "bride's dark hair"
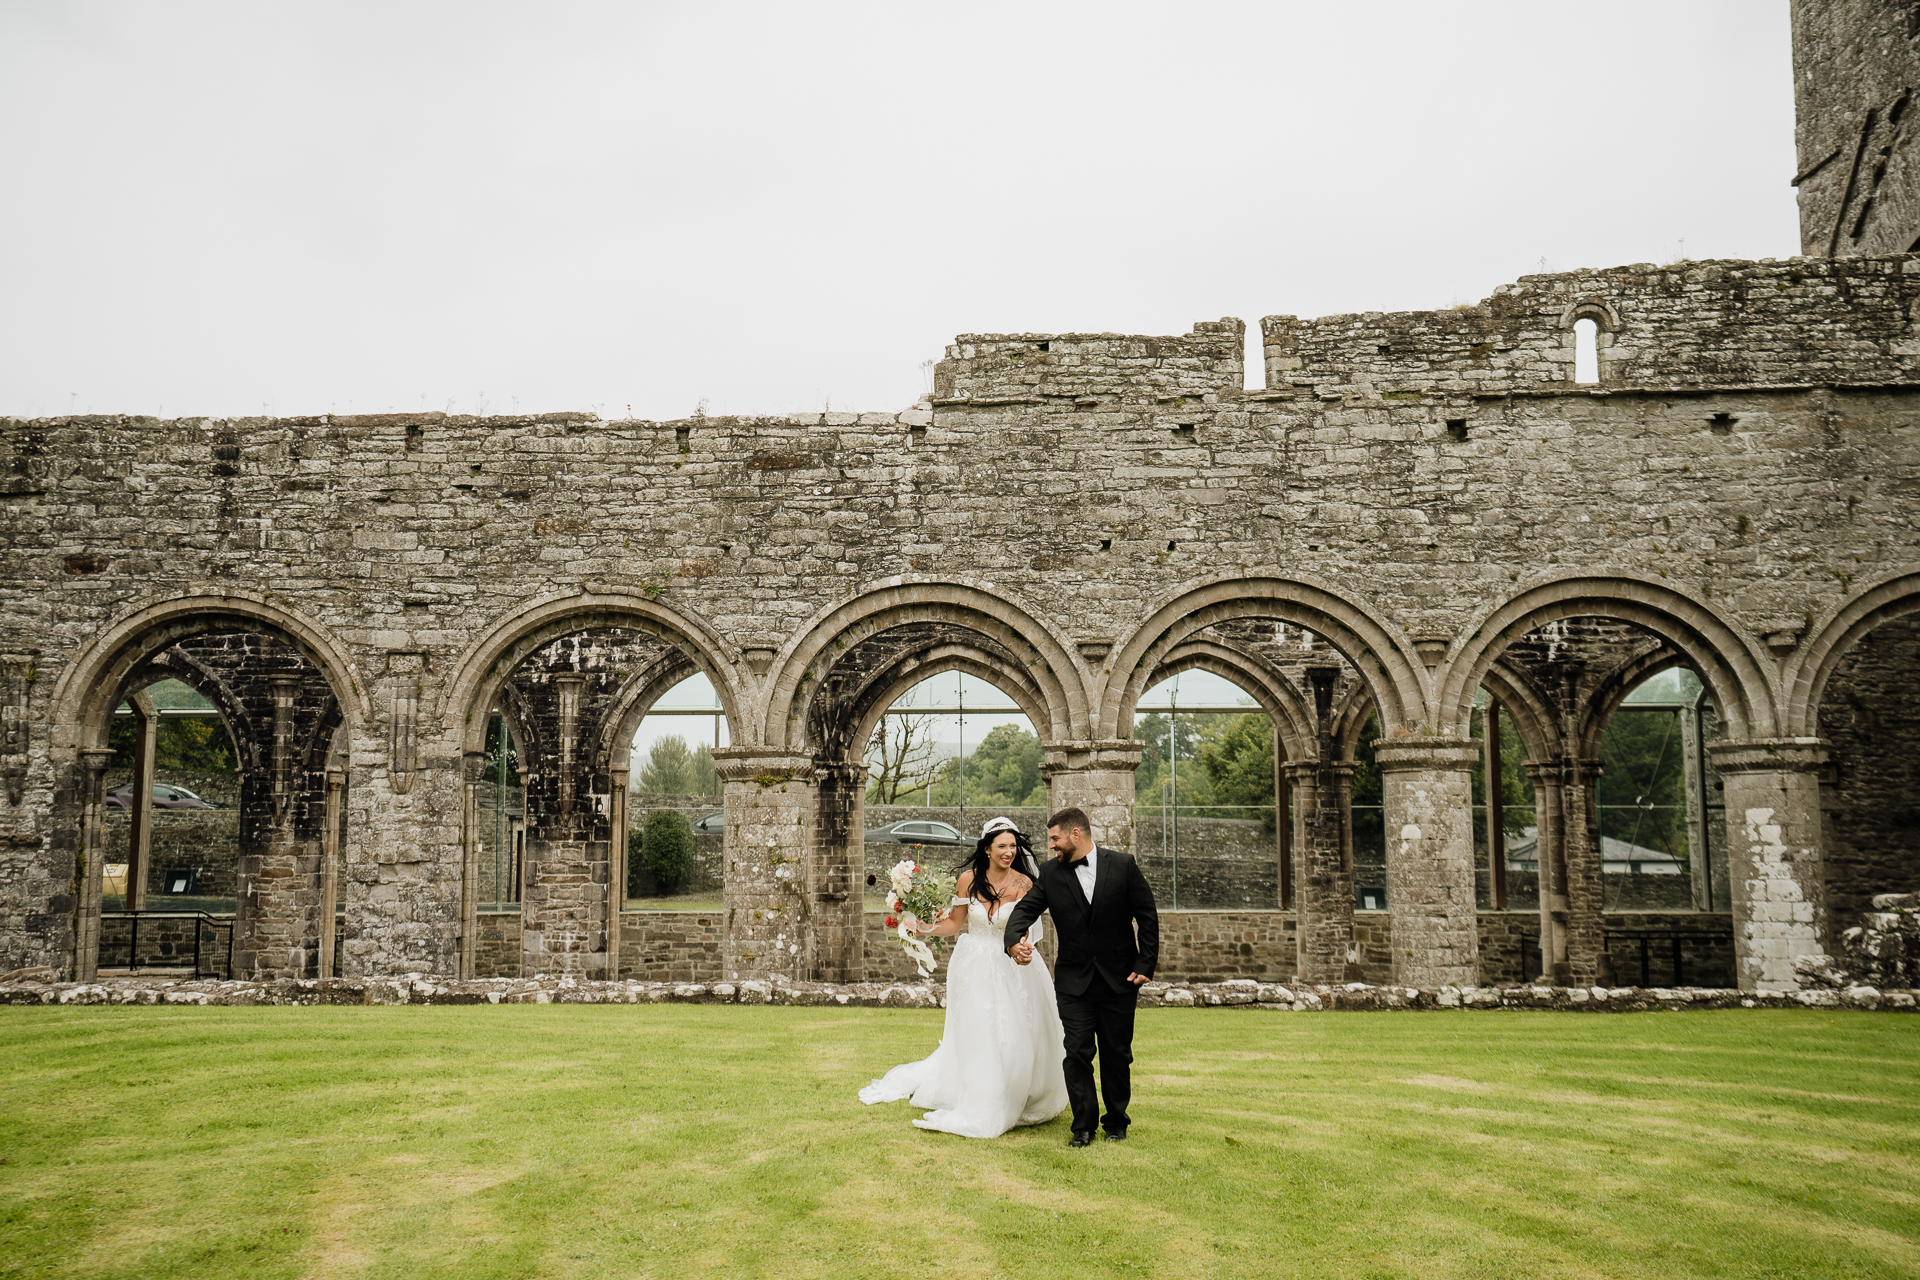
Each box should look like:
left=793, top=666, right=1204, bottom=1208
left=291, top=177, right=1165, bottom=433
left=956, top=826, right=1041, bottom=908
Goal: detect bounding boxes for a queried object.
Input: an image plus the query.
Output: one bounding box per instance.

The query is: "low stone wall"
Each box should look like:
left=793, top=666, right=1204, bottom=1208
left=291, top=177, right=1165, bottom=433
left=474, top=912, right=521, bottom=979
left=860, top=808, right=1281, bottom=912
left=1603, top=873, right=1701, bottom=912
left=1134, top=817, right=1277, bottom=910
left=619, top=911, right=724, bottom=981
left=6, top=973, right=1911, bottom=1013
left=1156, top=911, right=1296, bottom=983
left=101, top=768, right=240, bottom=809
left=458, top=906, right=1734, bottom=987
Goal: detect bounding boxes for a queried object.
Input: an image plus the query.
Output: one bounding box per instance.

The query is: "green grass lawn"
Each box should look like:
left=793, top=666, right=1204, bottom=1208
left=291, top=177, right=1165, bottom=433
left=1, top=1007, right=1915, bottom=1279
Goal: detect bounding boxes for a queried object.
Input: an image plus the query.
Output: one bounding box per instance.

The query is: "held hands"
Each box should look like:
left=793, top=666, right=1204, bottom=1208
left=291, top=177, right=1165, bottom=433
left=1126, top=972, right=1149, bottom=985
left=1010, top=940, right=1035, bottom=965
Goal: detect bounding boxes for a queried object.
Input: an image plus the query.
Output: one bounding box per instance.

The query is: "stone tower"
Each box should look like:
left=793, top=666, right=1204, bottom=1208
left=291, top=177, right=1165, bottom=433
left=1792, top=0, right=1920, bottom=256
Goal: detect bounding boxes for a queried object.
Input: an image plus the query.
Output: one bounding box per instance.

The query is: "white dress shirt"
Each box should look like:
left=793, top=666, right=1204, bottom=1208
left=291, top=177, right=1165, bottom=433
left=1074, top=847, right=1097, bottom=903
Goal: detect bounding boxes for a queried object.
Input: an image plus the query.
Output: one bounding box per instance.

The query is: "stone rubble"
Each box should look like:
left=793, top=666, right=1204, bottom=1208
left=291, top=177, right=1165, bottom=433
left=1797, top=892, right=1920, bottom=991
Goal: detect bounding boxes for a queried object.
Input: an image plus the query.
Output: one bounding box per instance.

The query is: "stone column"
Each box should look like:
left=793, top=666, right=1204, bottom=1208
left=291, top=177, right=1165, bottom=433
left=1041, top=740, right=1143, bottom=853
left=812, top=759, right=867, bottom=983
left=75, top=748, right=116, bottom=981
left=1374, top=738, right=1480, bottom=988
left=606, top=752, right=628, bottom=981
left=125, top=689, right=158, bottom=913
left=236, top=675, right=311, bottom=979
left=1526, top=761, right=1567, bottom=979
left=714, top=748, right=818, bottom=983
left=1708, top=738, right=1831, bottom=991
left=1679, top=704, right=1712, bottom=911
left=319, top=765, right=344, bottom=979
left=1559, top=757, right=1605, bottom=985
left=1289, top=759, right=1357, bottom=983
left=459, top=750, right=485, bottom=980
left=1527, top=757, right=1605, bottom=984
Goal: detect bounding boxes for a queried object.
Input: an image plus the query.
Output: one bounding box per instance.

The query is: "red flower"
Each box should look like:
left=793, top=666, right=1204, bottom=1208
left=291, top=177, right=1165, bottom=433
left=885, top=916, right=899, bottom=928
left=866, top=873, right=877, bottom=886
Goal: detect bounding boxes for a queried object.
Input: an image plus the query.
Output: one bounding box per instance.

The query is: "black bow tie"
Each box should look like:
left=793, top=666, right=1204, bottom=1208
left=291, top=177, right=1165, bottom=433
left=1065, top=855, right=1088, bottom=868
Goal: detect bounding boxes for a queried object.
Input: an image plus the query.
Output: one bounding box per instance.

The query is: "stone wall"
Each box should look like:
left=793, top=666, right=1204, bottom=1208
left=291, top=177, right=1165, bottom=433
left=102, top=808, right=240, bottom=897
left=1791, top=0, right=1920, bottom=259
left=6, top=237, right=1920, bottom=985
left=1820, top=611, right=1920, bottom=920
left=1134, top=816, right=1277, bottom=910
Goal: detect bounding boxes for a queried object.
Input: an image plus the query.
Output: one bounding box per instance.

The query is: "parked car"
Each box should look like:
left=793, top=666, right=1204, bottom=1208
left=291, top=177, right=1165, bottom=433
left=863, top=819, right=966, bottom=847
left=692, top=811, right=724, bottom=835
left=105, top=783, right=218, bottom=810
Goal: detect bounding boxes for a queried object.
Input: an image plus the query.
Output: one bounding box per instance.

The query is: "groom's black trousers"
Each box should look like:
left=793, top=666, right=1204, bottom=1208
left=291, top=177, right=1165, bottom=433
left=1059, top=979, right=1137, bottom=1134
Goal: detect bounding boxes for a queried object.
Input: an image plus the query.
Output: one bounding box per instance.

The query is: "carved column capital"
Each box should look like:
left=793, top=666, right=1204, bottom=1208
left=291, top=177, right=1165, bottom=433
left=711, top=748, right=818, bottom=787
left=1370, top=736, right=1479, bottom=774
left=78, top=748, right=116, bottom=781
left=1040, top=739, right=1145, bottom=777
left=1526, top=756, right=1604, bottom=786
left=1707, top=738, right=1829, bottom=775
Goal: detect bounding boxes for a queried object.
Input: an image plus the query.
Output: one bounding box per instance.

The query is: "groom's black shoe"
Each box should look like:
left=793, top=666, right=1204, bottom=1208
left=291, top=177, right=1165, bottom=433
left=1069, top=1130, right=1096, bottom=1148
left=1103, top=1128, right=1127, bottom=1142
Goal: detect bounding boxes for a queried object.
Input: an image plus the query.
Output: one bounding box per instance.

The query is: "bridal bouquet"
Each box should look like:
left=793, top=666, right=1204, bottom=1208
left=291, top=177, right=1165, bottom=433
left=882, top=858, right=950, bottom=978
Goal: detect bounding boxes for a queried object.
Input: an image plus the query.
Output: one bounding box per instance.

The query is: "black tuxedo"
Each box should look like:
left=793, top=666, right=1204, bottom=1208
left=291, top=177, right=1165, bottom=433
left=1003, top=846, right=1159, bottom=1135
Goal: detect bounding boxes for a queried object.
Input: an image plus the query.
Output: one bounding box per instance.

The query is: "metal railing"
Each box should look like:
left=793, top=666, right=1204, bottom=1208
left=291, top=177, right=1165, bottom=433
left=99, top=911, right=234, bottom=979
left=1603, top=929, right=1729, bottom=987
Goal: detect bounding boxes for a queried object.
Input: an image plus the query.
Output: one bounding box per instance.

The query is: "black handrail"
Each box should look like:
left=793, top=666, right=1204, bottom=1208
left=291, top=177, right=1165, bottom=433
left=100, top=910, right=234, bottom=979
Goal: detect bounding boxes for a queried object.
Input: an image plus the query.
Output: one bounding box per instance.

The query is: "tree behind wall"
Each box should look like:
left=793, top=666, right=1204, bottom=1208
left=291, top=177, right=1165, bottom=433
left=866, top=707, right=941, bottom=803
left=636, top=809, right=694, bottom=894
left=640, top=734, right=695, bottom=795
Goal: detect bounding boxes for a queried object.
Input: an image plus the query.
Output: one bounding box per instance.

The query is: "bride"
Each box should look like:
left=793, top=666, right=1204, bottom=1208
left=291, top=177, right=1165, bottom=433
left=858, top=817, right=1069, bottom=1137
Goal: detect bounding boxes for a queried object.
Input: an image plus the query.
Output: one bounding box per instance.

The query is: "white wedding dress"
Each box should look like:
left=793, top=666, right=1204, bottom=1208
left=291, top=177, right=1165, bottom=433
left=858, top=895, right=1069, bottom=1138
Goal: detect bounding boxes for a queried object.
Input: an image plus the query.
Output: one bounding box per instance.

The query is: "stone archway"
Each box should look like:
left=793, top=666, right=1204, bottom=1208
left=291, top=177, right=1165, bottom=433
left=446, top=597, right=741, bottom=981
left=43, top=593, right=359, bottom=982
left=1107, top=576, right=1451, bottom=986
left=734, top=580, right=1088, bottom=984
left=1789, top=569, right=1920, bottom=931
left=1441, top=577, right=1792, bottom=989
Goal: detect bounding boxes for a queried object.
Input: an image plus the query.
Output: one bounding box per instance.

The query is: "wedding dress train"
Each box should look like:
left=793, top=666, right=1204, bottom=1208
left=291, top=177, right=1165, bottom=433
left=858, top=897, right=1069, bottom=1138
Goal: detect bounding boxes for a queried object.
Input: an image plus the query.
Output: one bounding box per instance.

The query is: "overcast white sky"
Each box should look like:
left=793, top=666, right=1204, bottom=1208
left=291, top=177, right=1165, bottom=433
left=1, top=1, right=1797, bottom=421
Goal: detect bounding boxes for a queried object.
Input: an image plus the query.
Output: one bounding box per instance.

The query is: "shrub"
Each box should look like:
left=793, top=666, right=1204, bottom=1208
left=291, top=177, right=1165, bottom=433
left=639, top=809, right=694, bottom=893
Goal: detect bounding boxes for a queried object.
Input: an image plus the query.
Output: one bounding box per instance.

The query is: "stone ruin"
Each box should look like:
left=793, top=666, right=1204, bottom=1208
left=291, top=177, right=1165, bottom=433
left=2, top=0, right=1917, bottom=996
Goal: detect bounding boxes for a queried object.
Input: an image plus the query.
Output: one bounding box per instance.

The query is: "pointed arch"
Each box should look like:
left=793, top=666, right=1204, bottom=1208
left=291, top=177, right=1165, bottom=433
left=441, top=591, right=744, bottom=757
left=1476, top=660, right=1563, bottom=764
left=1144, top=638, right=1316, bottom=761
left=762, top=578, right=1088, bottom=753
left=46, top=590, right=368, bottom=754
left=845, top=644, right=1054, bottom=769
left=1782, top=566, right=1920, bottom=737
left=1103, top=575, right=1427, bottom=743
left=1436, top=574, right=1775, bottom=742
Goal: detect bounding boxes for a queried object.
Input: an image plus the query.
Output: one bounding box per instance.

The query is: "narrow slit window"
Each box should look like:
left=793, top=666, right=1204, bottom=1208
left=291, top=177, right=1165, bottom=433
left=1243, top=320, right=1266, bottom=391
left=1573, top=317, right=1599, bottom=384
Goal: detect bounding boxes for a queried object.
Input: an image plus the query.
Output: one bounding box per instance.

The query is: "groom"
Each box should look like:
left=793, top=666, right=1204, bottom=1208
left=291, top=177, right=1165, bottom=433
left=1003, top=806, right=1159, bottom=1148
